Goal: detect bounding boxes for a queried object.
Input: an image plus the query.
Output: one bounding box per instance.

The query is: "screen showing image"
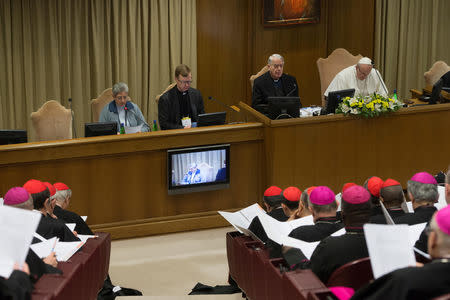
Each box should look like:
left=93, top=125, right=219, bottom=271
left=168, top=144, right=230, bottom=194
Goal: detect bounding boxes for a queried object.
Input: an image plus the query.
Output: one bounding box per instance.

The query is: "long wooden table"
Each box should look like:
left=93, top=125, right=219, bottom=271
left=0, top=123, right=264, bottom=239
left=240, top=102, right=450, bottom=193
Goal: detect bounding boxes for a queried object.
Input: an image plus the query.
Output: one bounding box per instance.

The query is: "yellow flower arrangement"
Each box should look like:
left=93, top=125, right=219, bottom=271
left=336, top=93, right=403, bottom=118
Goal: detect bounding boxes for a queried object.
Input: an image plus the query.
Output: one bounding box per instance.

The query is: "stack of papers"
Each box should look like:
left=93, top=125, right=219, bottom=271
left=124, top=124, right=143, bottom=134
left=0, top=206, right=42, bottom=277
left=31, top=237, right=85, bottom=262
left=65, top=223, right=76, bottom=231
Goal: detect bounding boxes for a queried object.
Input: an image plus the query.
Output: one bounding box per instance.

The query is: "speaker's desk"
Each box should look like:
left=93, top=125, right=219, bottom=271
left=0, top=123, right=264, bottom=239
left=240, top=101, right=450, bottom=193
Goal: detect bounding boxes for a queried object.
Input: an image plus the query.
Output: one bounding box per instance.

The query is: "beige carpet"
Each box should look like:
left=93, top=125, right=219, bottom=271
left=109, top=227, right=243, bottom=299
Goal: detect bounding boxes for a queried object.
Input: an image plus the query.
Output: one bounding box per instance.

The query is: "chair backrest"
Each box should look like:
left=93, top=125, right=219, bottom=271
left=424, top=61, right=450, bottom=86
left=31, top=100, right=72, bottom=142
left=317, top=48, right=363, bottom=107
left=155, top=83, right=176, bottom=103
left=197, top=162, right=214, bottom=183
left=91, top=88, right=114, bottom=122
left=250, top=65, right=269, bottom=89
left=326, top=257, right=373, bottom=291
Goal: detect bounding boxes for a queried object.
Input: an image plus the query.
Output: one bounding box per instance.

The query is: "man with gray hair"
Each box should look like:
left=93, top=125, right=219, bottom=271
left=52, top=182, right=93, bottom=235
left=324, top=57, right=388, bottom=105
left=352, top=205, right=450, bottom=299
left=252, top=54, right=299, bottom=108
left=99, top=82, right=150, bottom=132
left=395, top=172, right=439, bottom=225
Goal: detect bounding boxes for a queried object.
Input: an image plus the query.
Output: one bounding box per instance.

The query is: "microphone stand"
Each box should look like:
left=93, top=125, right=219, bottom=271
left=68, top=98, right=77, bottom=138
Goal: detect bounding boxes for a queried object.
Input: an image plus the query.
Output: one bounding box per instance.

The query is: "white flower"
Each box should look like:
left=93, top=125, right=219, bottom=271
left=375, top=103, right=381, bottom=111
left=342, top=105, right=350, bottom=113
left=348, top=98, right=358, bottom=106
left=350, top=108, right=359, bottom=114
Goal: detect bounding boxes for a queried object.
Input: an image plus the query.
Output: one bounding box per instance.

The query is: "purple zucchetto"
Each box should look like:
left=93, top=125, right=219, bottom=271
left=4, top=187, right=31, bottom=206
left=436, top=205, right=450, bottom=236
left=309, top=186, right=335, bottom=205
left=410, top=172, right=437, bottom=185
left=342, top=185, right=370, bottom=204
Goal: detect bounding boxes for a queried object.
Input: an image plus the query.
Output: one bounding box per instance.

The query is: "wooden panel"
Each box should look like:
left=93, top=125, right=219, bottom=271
left=0, top=124, right=264, bottom=230
left=196, top=0, right=251, bottom=117
left=326, top=0, right=375, bottom=58
left=250, top=0, right=328, bottom=107
left=197, top=0, right=376, bottom=109
left=266, top=104, right=450, bottom=193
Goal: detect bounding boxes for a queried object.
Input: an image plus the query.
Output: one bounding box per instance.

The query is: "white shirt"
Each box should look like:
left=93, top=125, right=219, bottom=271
left=324, top=65, right=388, bottom=97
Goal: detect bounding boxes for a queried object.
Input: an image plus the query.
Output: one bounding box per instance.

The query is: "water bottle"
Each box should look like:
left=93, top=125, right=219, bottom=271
left=152, top=120, right=158, bottom=132
left=119, top=123, right=125, bottom=134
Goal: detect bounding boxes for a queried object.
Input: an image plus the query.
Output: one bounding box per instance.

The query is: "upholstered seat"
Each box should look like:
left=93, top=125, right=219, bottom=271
left=317, top=48, right=362, bottom=107
left=90, top=88, right=114, bottom=122
left=249, top=65, right=269, bottom=89
left=424, top=61, right=450, bottom=86
left=31, top=100, right=72, bottom=141
left=155, top=82, right=177, bottom=103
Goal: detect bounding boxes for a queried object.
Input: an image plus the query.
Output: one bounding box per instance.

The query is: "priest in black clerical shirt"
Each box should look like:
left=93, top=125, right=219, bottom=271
left=53, top=182, right=94, bottom=235
left=395, top=172, right=438, bottom=225
left=247, top=186, right=288, bottom=243
left=370, top=179, right=407, bottom=224
left=289, top=186, right=342, bottom=242
left=158, top=64, right=205, bottom=130
left=251, top=54, right=299, bottom=109
left=352, top=205, right=450, bottom=300
left=284, top=185, right=371, bottom=283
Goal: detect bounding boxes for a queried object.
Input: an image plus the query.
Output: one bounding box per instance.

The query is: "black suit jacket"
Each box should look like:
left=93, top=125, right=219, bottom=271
left=53, top=205, right=94, bottom=235
left=394, top=206, right=437, bottom=225
left=158, top=86, right=205, bottom=130
left=288, top=217, right=343, bottom=242
left=251, top=71, right=299, bottom=107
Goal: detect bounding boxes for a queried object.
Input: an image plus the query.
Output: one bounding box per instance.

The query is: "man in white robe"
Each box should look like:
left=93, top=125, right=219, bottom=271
left=324, top=57, right=388, bottom=103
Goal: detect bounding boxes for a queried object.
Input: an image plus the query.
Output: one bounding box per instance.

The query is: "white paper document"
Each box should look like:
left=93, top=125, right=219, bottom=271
left=30, top=237, right=58, bottom=259
left=331, top=228, right=346, bottom=236
left=408, top=222, right=427, bottom=247
left=0, top=198, right=3, bottom=206
left=364, top=224, right=416, bottom=279
left=218, top=203, right=266, bottom=233
left=81, top=216, right=88, bottom=222
left=282, top=236, right=320, bottom=260
left=336, top=193, right=342, bottom=212
left=435, top=186, right=447, bottom=210
left=33, top=232, right=47, bottom=243
left=380, top=201, right=395, bottom=224
left=65, top=223, right=76, bottom=232
left=124, top=124, right=143, bottom=134
left=77, top=234, right=97, bottom=243
left=54, top=241, right=85, bottom=261
left=0, top=206, right=42, bottom=277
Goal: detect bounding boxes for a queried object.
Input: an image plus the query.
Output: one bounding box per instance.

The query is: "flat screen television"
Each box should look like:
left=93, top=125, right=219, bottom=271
left=167, top=144, right=230, bottom=195
left=324, top=88, right=355, bottom=114
left=267, top=96, right=301, bottom=119
left=197, top=112, right=227, bottom=127
left=85, top=122, right=118, bottom=137
left=0, top=130, right=27, bottom=145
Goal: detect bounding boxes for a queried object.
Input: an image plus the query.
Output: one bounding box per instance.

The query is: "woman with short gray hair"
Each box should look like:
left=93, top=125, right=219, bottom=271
left=99, top=82, right=150, bottom=132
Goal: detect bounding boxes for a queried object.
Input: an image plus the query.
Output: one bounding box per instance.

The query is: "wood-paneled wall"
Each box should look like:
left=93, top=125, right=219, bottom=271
left=197, top=0, right=375, bottom=108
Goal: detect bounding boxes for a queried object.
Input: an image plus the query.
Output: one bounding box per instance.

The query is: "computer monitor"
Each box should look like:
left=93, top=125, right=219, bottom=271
left=0, top=130, right=27, bottom=145
left=267, top=97, right=301, bottom=120
left=325, top=89, right=355, bottom=114
left=167, top=144, right=230, bottom=195
left=85, top=122, right=118, bottom=137
left=429, top=78, right=443, bottom=105
left=197, top=112, right=227, bottom=127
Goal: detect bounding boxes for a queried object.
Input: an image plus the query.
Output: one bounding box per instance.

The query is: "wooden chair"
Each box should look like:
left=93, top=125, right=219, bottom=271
left=155, top=83, right=176, bottom=103
left=31, top=100, right=72, bottom=141
left=424, top=61, right=450, bottom=86
left=326, top=257, right=373, bottom=290
left=249, top=65, right=269, bottom=89
left=90, top=88, right=114, bottom=122
left=317, top=48, right=363, bottom=107
left=410, top=61, right=450, bottom=102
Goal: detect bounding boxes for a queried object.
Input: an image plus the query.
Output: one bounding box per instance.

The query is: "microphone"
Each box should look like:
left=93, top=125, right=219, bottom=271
left=371, top=62, right=389, bottom=96
left=208, top=96, right=241, bottom=113
left=68, top=98, right=77, bottom=138
left=286, top=83, right=297, bottom=97
left=124, top=106, right=150, bottom=130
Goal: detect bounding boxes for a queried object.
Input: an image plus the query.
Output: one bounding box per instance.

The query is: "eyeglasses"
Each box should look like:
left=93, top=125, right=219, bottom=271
left=116, top=96, right=128, bottom=100
left=271, top=64, right=284, bottom=69
left=177, top=78, right=192, bottom=85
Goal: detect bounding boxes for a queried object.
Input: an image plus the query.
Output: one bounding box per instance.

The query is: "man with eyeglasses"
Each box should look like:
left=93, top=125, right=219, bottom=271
left=324, top=57, right=388, bottom=104
left=158, top=64, right=205, bottom=130
left=252, top=54, right=299, bottom=108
